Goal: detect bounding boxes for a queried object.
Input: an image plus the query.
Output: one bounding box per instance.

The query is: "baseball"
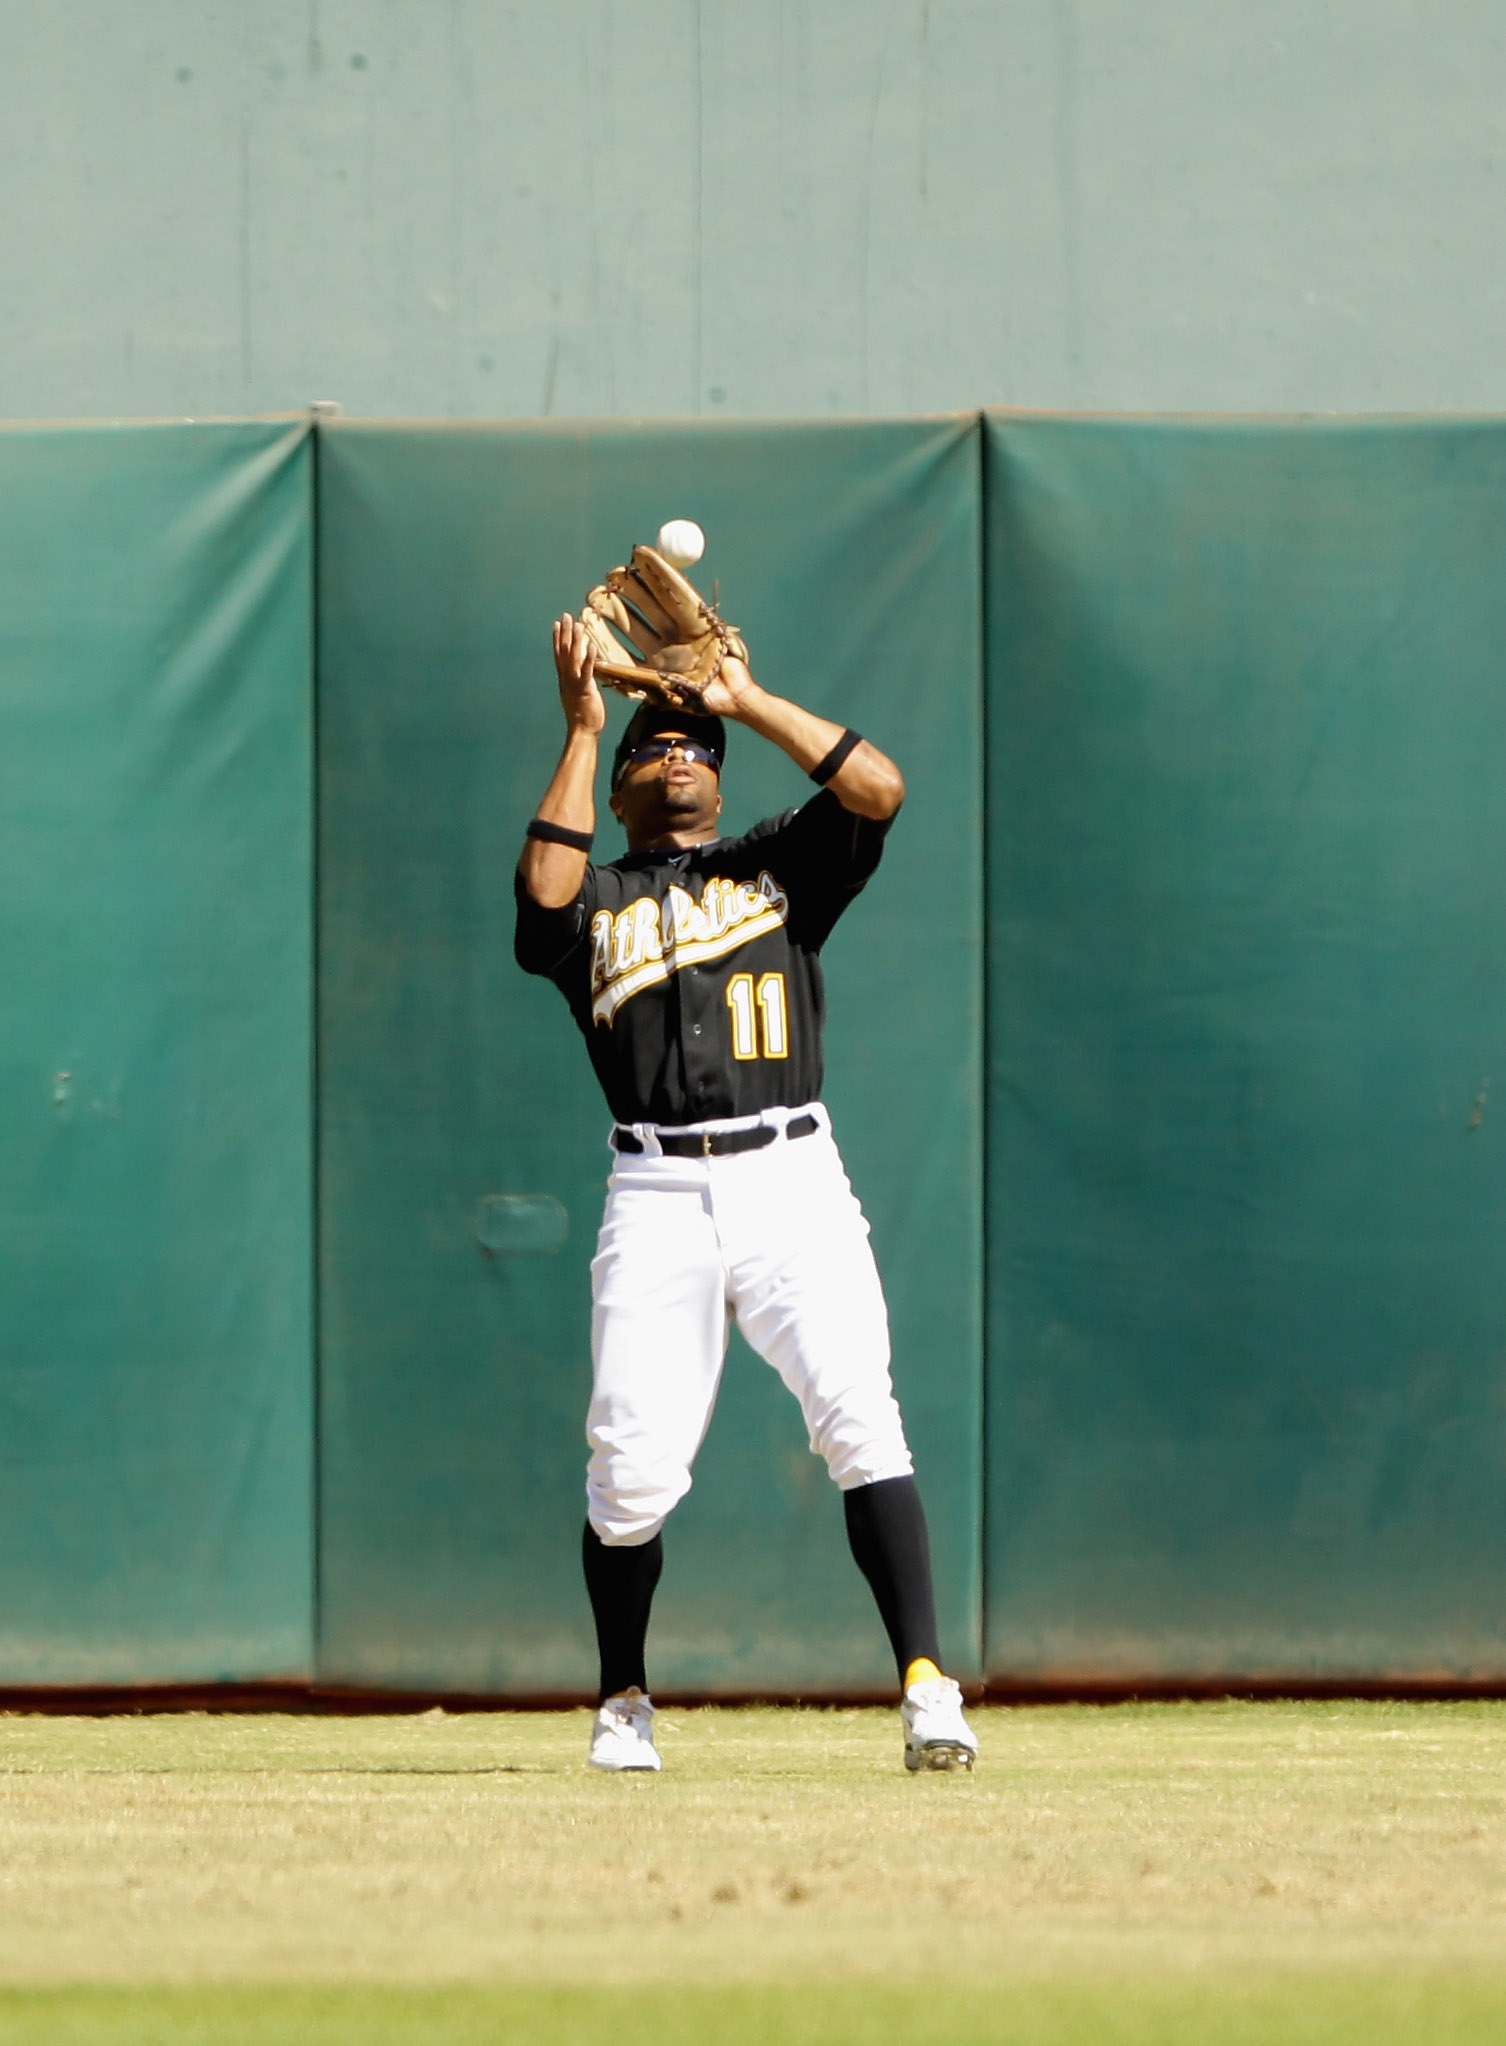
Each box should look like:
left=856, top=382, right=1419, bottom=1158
left=656, top=518, right=705, bottom=569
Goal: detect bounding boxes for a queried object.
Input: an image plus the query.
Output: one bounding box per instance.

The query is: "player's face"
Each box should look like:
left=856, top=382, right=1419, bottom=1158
left=610, top=731, right=723, bottom=847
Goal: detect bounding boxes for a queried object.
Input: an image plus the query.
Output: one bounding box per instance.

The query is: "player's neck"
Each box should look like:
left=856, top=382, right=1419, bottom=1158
left=625, top=823, right=721, bottom=854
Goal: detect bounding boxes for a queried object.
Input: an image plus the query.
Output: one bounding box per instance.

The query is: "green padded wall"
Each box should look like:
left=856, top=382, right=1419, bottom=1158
left=0, top=422, right=314, bottom=1682
left=985, top=415, right=1506, bottom=1682
left=317, top=418, right=982, bottom=1694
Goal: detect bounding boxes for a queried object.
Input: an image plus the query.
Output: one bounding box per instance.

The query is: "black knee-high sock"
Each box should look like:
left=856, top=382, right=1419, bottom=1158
left=843, top=1476, right=942, bottom=1684
left=582, top=1522, right=664, bottom=1702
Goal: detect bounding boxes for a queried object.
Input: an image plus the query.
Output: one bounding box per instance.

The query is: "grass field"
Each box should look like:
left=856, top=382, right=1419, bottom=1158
left=0, top=1702, right=1503, bottom=2042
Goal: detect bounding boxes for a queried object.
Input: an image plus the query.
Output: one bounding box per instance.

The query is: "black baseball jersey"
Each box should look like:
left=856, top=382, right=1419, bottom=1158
left=514, top=789, right=893, bottom=1126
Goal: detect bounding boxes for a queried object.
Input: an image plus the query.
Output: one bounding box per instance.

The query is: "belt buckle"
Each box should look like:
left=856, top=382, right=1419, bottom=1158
left=701, top=1130, right=713, bottom=1157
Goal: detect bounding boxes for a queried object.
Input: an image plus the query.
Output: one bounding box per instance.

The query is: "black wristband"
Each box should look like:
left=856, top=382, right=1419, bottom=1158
left=526, top=817, right=594, bottom=853
left=809, top=728, right=863, bottom=786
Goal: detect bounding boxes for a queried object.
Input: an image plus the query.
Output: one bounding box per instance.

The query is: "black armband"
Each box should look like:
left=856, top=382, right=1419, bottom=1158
left=526, top=817, right=594, bottom=854
left=809, top=728, right=863, bottom=786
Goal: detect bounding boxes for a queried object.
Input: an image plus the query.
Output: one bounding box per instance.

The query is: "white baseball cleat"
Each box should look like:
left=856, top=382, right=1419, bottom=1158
left=901, top=1676, right=979, bottom=1773
left=588, top=1687, right=662, bottom=1772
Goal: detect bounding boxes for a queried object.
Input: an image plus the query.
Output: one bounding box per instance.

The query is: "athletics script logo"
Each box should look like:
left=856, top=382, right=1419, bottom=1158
left=589, top=873, right=789, bottom=1025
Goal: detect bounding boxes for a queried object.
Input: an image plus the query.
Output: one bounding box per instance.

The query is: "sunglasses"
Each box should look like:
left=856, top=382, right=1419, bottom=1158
left=625, top=738, right=719, bottom=772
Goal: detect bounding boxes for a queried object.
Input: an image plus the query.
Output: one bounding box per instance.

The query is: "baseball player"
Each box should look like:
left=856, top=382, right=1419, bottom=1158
left=515, top=613, right=978, bottom=1774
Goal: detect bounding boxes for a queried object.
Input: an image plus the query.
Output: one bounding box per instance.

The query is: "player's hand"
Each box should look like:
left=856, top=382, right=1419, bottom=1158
left=695, top=653, right=759, bottom=720
left=552, top=614, right=607, bottom=735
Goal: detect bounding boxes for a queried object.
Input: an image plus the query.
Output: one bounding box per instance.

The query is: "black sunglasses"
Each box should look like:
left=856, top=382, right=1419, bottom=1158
left=626, top=737, right=719, bottom=772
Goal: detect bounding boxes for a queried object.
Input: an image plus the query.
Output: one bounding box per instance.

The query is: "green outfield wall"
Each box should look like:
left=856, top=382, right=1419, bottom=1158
left=314, top=420, right=983, bottom=1694
left=0, top=422, right=315, bottom=1683
left=3, top=413, right=1506, bottom=1691
left=983, top=415, right=1506, bottom=1685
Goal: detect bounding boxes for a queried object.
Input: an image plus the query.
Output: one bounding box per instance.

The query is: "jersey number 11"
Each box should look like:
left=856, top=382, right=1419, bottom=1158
left=726, top=971, right=789, bottom=1060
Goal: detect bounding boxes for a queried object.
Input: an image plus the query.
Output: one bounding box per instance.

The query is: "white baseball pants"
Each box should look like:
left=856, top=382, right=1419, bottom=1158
left=586, top=1102, right=914, bottom=1546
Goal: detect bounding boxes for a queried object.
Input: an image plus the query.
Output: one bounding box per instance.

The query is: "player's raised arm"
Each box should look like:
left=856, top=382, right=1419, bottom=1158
left=696, top=657, right=905, bottom=821
left=518, top=615, right=607, bottom=908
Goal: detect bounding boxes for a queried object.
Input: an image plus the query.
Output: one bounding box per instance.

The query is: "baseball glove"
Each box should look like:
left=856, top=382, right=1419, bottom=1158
left=579, top=545, right=748, bottom=710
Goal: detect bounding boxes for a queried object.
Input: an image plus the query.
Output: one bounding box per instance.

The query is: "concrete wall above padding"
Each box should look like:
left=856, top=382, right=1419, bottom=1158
left=6, top=3, right=1506, bottom=418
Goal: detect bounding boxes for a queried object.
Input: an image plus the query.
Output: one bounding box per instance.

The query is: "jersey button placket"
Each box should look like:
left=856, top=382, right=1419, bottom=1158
left=679, top=960, right=718, bottom=1108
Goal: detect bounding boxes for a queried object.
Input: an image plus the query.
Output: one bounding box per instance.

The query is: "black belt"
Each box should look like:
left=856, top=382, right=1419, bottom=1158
left=614, top=1113, right=819, bottom=1158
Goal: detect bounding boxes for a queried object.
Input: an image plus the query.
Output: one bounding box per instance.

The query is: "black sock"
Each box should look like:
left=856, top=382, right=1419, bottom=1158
left=843, top=1476, right=942, bottom=1685
left=582, top=1522, right=664, bottom=1702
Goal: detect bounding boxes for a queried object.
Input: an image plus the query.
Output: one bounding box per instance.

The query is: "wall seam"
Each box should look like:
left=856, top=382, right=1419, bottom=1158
left=975, top=408, right=991, bottom=1685
left=308, top=417, right=326, bottom=1686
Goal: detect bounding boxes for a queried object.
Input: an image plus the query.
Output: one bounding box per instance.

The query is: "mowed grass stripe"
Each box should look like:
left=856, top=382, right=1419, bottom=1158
left=3, top=1980, right=1506, bottom=2046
